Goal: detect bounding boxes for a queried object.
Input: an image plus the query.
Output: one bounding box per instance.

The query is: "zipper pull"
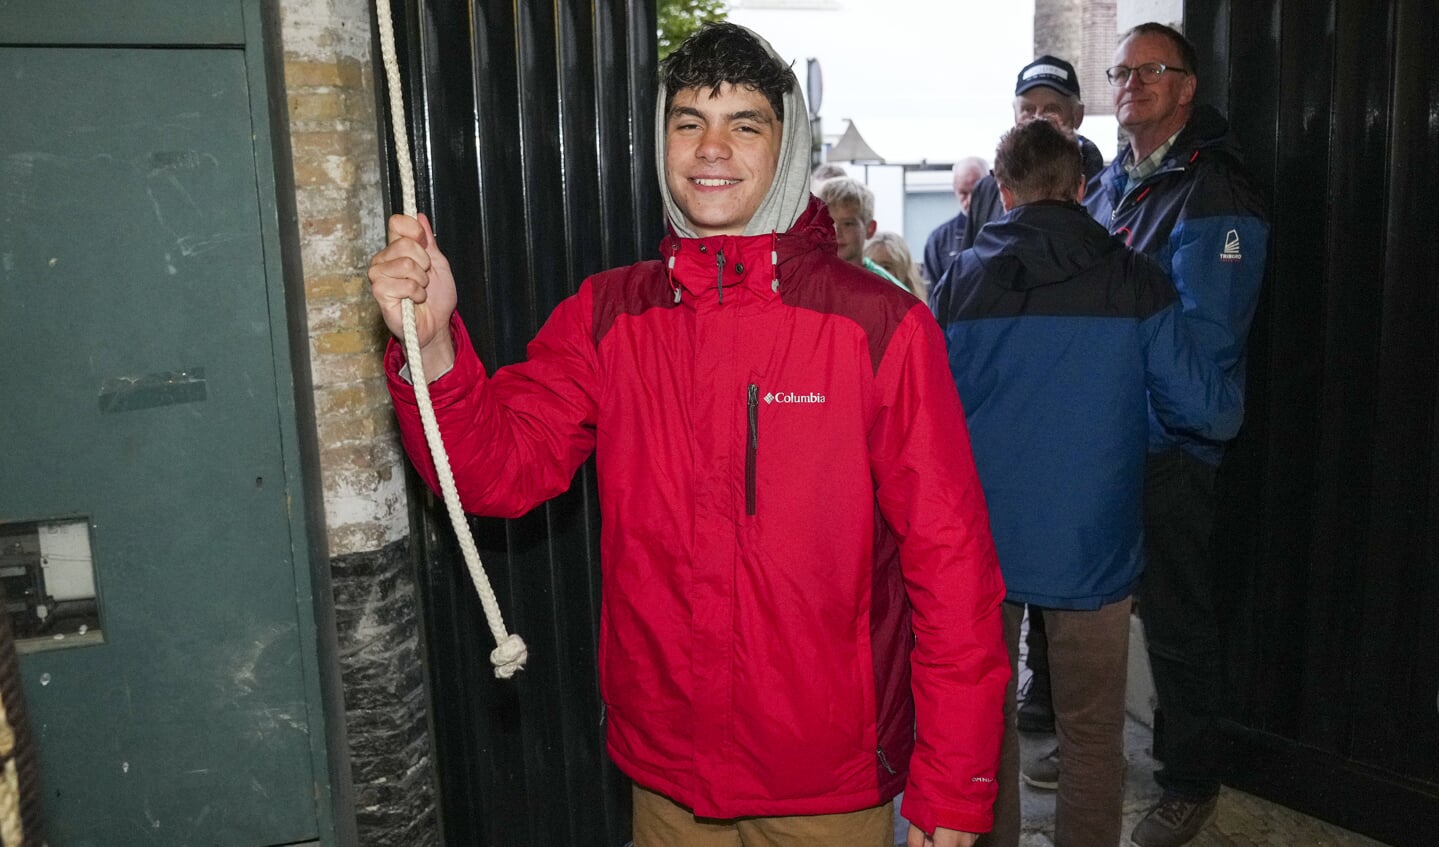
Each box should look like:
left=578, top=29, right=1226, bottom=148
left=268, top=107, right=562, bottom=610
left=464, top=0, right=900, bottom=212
left=748, top=383, right=759, bottom=441
left=877, top=745, right=897, bottom=775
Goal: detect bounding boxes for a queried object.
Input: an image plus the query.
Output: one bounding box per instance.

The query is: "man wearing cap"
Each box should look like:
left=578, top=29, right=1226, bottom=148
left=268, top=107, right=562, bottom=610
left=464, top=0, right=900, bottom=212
left=953, top=55, right=1105, bottom=259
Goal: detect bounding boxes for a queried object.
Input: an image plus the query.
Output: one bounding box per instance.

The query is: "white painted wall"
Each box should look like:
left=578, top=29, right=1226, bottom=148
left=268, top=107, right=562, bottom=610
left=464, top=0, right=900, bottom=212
left=1117, top=0, right=1183, bottom=30
left=850, top=164, right=907, bottom=236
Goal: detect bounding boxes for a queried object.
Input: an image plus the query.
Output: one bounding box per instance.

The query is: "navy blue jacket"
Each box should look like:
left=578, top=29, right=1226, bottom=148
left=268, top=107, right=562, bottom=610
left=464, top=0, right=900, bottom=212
left=923, top=211, right=966, bottom=284
left=931, top=201, right=1242, bottom=608
left=1084, top=105, right=1269, bottom=464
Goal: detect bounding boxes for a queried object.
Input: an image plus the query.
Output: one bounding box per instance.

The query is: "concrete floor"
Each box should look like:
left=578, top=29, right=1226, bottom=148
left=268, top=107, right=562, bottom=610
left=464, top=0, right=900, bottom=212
left=893, top=715, right=1393, bottom=846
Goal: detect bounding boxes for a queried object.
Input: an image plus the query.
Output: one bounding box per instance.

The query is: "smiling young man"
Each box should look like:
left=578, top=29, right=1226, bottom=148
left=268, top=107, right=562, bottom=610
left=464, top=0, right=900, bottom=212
left=663, top=86, right=782, bottom=236
left=367, top=22, right=1007, bottom=847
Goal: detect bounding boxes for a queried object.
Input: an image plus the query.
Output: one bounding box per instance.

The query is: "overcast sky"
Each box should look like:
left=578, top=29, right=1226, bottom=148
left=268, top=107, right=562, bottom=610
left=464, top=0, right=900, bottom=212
left=728, top=0, right=1119, bottom=166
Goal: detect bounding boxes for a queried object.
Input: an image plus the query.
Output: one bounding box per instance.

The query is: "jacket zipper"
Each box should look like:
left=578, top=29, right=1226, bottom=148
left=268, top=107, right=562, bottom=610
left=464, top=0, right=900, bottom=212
left=716, top=248, right=726, bottom=304
left=1112, top=163, right=1185, bottom=222
left=877, top=745, right=897, bottom=775
left=746, top=383, right=758, bottom=515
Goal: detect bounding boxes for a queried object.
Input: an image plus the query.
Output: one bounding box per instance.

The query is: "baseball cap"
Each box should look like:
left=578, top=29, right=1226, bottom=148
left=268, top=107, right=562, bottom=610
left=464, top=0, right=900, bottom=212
left=1015, top=55, right=1081, bottom=98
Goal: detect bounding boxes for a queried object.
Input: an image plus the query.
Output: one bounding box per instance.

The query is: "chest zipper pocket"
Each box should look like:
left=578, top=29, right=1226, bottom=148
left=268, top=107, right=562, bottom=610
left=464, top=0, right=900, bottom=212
left=746, top=383, right=759, bottom=515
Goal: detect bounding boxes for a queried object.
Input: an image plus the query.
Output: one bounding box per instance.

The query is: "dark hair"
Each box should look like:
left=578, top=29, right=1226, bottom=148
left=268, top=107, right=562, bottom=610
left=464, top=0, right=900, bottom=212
left=659, top=22, right=794, bottom=121
left=1122, top=22, right=1199, bottom=79
left=992, top=119, right=1083, bottom=205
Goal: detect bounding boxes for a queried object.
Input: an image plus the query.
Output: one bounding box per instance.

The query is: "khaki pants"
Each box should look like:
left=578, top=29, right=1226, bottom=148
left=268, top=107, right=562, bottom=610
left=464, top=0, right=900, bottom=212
left=632, top=784, right=894, bottom=847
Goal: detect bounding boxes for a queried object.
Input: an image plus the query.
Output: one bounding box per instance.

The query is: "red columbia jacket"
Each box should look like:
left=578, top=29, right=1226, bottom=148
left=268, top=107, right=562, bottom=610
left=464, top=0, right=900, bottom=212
left=386, top=198, right=1008, bottom=834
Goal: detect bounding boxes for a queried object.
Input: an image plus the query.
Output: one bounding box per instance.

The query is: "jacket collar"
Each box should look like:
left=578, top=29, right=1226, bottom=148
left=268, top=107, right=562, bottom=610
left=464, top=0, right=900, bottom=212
left=659, top=196, right=836, bottom=301
left=1105, top=104, right=1235, bottom=195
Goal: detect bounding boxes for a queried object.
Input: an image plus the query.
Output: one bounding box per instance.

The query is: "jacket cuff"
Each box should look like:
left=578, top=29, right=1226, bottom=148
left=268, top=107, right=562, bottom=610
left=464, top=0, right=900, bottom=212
left=899, top=792, right=994, bottom=839
left=384, top=313, right=481, bottom=409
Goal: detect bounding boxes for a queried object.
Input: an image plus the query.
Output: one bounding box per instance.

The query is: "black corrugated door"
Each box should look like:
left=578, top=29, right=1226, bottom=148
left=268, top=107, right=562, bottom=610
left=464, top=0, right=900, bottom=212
left=378, top=1, right=660, bottom=845
left=1185, top=1, right=1439, bottom=843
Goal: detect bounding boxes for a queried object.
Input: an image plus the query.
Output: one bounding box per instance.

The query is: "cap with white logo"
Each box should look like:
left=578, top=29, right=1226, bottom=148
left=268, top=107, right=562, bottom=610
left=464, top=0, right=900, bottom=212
left=1015, top=55, right=1081, bottom=98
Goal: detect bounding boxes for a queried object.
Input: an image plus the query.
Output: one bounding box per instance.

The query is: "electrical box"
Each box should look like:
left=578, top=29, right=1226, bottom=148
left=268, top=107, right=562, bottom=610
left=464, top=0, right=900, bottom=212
left=0, top=518, right=102, bottom=650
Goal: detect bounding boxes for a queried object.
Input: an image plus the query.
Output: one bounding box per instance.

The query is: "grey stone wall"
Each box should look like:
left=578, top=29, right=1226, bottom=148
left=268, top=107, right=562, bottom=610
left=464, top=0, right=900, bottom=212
left=1034, top=0, right=1083, bottom=67
left=331, top=538, right=438, bottom=846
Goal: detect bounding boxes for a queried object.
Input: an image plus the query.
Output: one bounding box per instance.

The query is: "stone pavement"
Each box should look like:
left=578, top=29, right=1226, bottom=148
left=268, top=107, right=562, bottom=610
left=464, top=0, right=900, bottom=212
left=892, top=609, right=1394, bottom=847
left=1012, top=715, right=1392, bottom=847
left=892, top=710, right=1393, bottom=847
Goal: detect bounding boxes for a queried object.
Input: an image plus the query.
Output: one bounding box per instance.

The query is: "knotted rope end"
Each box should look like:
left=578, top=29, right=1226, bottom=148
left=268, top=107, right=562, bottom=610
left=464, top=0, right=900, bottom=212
left=490, top=633, right=528, bottom=679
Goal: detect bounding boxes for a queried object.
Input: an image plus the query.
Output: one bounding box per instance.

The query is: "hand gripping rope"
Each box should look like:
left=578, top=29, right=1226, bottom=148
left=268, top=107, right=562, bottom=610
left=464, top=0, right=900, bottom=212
left=375, top=2, right=527, bottom=678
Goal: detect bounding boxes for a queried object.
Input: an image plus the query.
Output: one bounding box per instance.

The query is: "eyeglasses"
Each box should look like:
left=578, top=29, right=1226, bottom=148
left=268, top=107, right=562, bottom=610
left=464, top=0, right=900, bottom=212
left=1105, top=62, right=1190, bottom=86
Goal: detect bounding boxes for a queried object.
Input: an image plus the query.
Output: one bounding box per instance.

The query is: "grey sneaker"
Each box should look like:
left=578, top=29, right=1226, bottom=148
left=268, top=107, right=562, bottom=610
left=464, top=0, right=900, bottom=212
left=1020, top=746, right=1059, bottom=790
left=1129, top=793, right=1218, bottom=847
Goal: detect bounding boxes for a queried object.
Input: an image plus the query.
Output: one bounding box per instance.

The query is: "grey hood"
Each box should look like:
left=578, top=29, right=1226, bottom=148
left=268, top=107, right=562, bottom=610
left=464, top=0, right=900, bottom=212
left=654, top=25, right=813, bottom=238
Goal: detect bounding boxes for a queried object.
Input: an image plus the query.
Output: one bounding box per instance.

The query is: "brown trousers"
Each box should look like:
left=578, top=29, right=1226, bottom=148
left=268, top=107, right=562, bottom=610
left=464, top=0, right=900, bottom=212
left=981, top=597, right=1132, bottom=847
left=632, top=784, right=894, bottom=847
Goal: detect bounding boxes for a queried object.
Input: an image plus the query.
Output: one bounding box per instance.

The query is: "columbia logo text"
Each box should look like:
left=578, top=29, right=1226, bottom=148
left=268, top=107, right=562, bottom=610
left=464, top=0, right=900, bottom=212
left=1221, top=229, right=1243, bottom=262
left=763, top=391, right=826, bottom=405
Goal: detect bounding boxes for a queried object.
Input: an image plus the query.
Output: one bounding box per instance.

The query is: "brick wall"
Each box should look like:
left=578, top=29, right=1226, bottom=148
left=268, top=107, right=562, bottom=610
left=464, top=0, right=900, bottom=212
left=280, top=0, right=406, bottom=558
left=1080, top=0, right=1118, bottom=117
left=276, top=0, right=437, bottom=842
left=1033, top=0, right=1116, bottom=117
left=1033, top=0, right=1120, bottom=130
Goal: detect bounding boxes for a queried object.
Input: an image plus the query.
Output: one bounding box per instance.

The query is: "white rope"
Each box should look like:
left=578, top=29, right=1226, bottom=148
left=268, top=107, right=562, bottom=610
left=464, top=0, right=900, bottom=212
left=375, top=0, right=527, bottom=678
left=0, top=683, right=22, bottom=846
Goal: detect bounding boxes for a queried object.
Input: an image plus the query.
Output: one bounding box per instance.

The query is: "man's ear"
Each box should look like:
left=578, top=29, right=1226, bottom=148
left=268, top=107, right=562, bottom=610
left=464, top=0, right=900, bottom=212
left=865, top=219, right=877, bottom=239
left=998, top=183, right=1017, bottom=212
left=1075, top=176, right=1087, bottom=204
left=1073, top=102, right=1086, bottom=130
left=1179, top=74, right=1198, bottom=107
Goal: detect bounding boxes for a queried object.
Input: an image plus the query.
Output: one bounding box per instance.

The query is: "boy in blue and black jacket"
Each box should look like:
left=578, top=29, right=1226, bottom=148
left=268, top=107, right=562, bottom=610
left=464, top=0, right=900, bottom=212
left=930, top=118, right=1242, bottom=847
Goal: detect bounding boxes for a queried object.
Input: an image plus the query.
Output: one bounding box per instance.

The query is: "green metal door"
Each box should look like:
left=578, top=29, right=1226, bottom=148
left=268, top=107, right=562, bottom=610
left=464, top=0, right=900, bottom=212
left=0, top=3, right=337, bottom=845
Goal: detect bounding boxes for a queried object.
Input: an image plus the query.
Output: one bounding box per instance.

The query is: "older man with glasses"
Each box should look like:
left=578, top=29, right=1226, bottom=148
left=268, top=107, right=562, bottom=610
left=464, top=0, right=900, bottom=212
left=1084, top=22, right=1271, bottom=847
